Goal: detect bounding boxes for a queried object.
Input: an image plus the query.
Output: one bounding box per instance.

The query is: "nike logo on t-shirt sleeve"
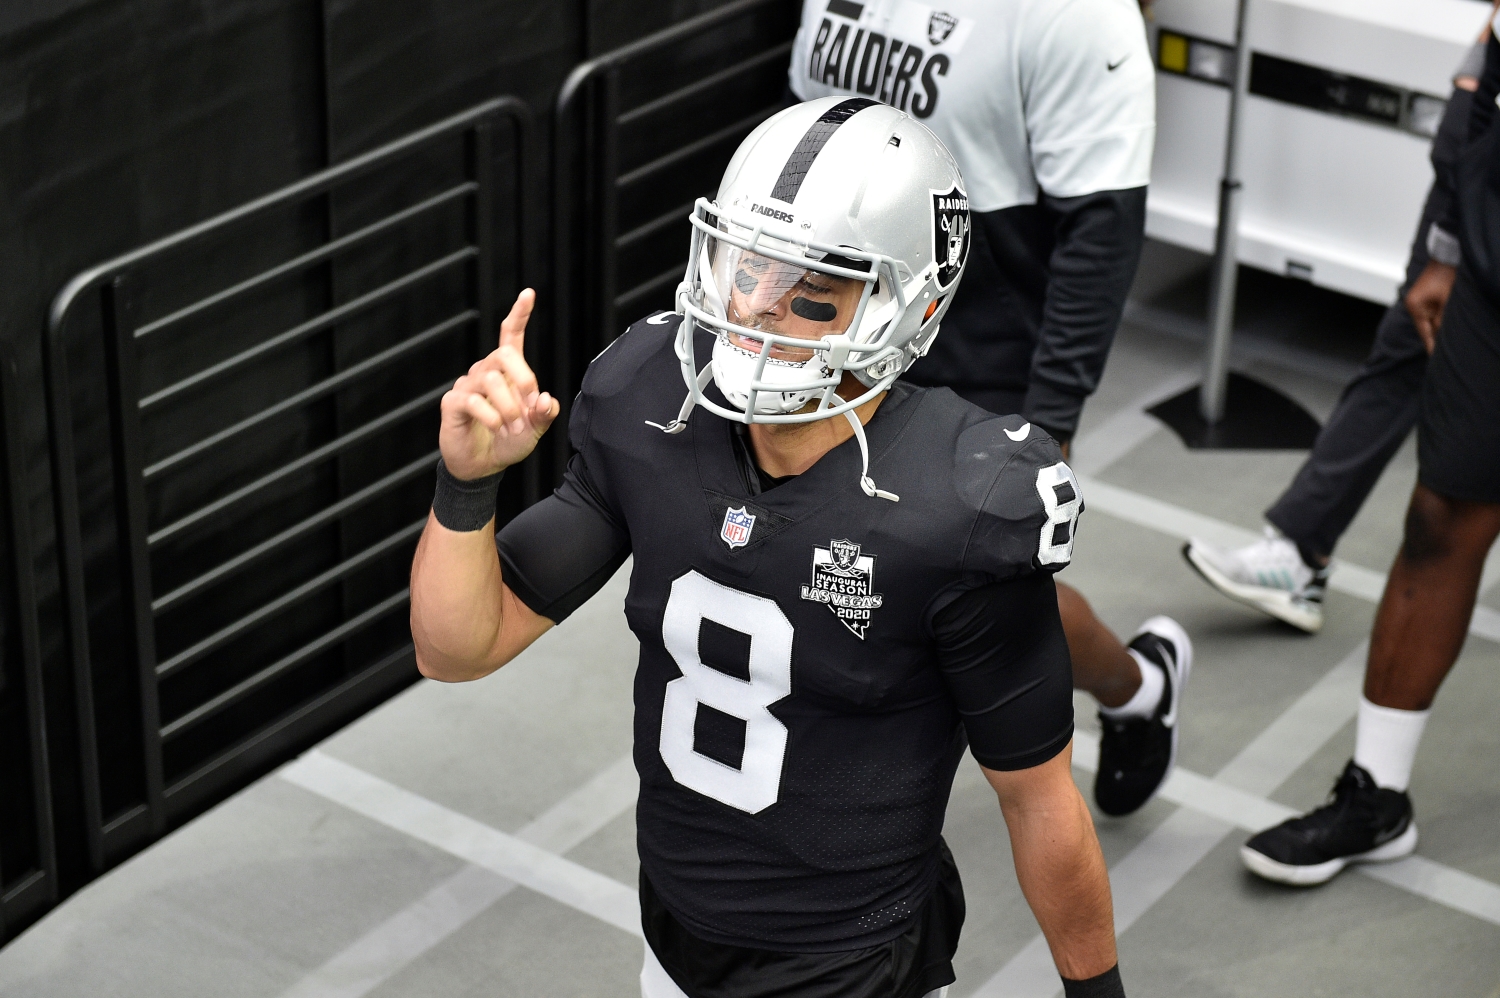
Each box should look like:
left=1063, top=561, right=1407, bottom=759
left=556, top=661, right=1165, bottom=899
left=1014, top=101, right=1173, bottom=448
left=1107, top=55, right=1129, bottom=71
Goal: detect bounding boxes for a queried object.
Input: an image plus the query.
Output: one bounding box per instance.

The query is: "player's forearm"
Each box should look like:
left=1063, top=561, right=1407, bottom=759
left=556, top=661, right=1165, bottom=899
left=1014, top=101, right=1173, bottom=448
left=999, top=774, right=1117, bottom=979
left=410, top=511, right=508, bottom=681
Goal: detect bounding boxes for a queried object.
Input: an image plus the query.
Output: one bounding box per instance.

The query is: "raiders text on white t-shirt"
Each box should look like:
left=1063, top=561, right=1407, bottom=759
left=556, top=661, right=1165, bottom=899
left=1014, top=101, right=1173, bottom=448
left=788, top=0, right=1155, bottom=212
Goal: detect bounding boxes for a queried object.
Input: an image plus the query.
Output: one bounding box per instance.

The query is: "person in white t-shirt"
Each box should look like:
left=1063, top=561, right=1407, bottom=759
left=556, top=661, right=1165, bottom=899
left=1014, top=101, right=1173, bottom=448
left=789, top=0, right=1185, bottom=818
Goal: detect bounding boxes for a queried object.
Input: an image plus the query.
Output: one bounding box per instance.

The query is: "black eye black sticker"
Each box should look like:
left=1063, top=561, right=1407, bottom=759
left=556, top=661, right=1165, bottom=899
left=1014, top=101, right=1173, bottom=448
left=791, top=297, right=838, bottom=321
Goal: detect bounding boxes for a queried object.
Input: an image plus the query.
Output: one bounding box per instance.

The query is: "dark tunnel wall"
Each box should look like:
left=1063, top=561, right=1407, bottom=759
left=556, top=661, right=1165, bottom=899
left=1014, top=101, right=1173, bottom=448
left=0, top=0, right=739, bottom=940
left=0, top=0, right=334, bottom=933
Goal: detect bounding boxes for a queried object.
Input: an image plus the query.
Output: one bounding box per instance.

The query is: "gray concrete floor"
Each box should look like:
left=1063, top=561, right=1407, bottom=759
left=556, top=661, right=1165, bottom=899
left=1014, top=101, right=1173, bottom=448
left=3, top=244, right=1499, bottom=997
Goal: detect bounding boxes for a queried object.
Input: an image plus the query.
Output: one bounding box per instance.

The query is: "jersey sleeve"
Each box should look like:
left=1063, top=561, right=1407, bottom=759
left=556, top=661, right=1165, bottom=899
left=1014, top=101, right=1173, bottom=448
left=930, top=573, right=1074, bottom=771
left=1020, top=0, right=1155, bottom=198
left=957, top=418, right=1082, bottom=579
left=1023, top=186, right=1148, bottom=441
left=495, top=375, right=631, bottom=623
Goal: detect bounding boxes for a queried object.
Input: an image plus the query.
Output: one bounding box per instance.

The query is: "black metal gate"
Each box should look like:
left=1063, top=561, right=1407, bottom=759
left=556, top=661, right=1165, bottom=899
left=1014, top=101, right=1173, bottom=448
left=44, top=97, right=534, bottom=872
left=551, top=0, right=799, bottom=461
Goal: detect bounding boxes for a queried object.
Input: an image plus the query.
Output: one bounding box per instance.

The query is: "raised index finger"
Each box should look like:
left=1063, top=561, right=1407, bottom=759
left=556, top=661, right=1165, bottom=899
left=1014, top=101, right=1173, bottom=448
left=499, top=288, right=536, bottom=354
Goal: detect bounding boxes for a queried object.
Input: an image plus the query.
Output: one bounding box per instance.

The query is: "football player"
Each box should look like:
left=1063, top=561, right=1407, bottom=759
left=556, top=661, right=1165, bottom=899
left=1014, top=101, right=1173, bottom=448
left=411, top=99, right=1125, bottom=997
left=787, top=0, right=1189, bottom=818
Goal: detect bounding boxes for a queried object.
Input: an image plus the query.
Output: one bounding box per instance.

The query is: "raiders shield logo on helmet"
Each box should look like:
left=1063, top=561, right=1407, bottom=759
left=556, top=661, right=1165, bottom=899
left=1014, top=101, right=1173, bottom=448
left=932, top=187, right=970, bottom=289
left=928, top=11, right=959, bottom=45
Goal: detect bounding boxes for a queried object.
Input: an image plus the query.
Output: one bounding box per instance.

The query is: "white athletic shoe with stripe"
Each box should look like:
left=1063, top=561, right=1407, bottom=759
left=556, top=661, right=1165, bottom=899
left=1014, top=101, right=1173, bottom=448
left=1183, top=528, right=1329, bottom=633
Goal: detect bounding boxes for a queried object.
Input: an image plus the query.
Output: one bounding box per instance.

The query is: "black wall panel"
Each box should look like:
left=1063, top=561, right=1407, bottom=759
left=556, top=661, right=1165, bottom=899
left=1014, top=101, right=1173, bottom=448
left=0, top=0, right=754, bottom=941
left=321, top=0, right=580, bottom=495
left=0, top=0, right=329, bottom=921
left=0, top=343, right=58, bottom=940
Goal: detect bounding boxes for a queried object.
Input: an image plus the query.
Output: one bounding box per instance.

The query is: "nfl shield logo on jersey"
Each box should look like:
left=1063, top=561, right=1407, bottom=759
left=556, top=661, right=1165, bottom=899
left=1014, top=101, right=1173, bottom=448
left=720, top=506, right=756, bottom=548
left=800, top=539, right=884, bottom=639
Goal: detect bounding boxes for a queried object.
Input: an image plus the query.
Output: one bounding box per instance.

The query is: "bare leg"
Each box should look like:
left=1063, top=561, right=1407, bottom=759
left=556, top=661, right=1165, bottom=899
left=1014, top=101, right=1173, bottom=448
left=1059, top=582, right=1141, bottom=708
left=1365, top=484, right=1500, bottom=710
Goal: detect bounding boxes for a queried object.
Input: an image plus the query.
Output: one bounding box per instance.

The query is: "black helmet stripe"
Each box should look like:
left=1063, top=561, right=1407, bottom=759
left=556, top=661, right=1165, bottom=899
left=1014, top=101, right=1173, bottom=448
left=769, top=98, right=880, bottom=203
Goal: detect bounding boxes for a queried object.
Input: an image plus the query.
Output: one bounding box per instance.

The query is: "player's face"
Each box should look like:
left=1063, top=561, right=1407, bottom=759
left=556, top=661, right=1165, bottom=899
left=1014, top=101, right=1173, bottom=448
left=721, top=251, right=865, bottom=362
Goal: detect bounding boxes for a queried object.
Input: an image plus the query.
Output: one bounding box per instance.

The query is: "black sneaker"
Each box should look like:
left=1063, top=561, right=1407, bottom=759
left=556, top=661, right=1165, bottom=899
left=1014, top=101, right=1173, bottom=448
left=1241, top=760, right=1417, bottom=885
left=1094, top=616, right=1192, bottom=817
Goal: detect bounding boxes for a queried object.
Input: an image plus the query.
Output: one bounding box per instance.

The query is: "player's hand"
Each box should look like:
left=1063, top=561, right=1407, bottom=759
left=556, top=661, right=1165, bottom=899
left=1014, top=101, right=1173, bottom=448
left=1406, top=260, right=1457, bottom=354
left=439, top=289, right=560, bottom=480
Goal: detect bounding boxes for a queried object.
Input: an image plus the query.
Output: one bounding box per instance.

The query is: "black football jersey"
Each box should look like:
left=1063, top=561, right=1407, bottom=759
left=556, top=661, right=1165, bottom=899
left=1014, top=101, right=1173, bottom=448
left=497, top=313, right=1080, bottom=953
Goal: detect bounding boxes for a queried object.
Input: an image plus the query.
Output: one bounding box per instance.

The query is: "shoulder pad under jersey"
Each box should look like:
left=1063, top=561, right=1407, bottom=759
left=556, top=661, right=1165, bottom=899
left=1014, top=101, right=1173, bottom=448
left=954, top=416, right=1082, bottom=577
left=578, top=311, right=684, bottom=399
left=568, top=311, right=685, bottom=450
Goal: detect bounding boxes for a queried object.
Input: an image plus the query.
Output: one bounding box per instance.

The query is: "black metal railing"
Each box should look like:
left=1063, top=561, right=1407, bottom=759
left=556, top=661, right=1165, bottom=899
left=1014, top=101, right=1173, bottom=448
left=552, top=0, right=799, bottom=465
left=0, top=342, right=57, bottom=939
left=45, top=97, right=533, bottom=871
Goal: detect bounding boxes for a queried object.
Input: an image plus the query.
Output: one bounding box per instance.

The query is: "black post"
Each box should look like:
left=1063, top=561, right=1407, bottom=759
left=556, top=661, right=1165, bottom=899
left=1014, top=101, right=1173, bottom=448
left=100, top=275, right=165, bottom=837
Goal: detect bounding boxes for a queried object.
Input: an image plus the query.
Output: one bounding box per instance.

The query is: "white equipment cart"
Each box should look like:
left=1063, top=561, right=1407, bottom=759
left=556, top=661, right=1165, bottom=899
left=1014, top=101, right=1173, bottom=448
left=1147, top=0, right=1491, bottom=305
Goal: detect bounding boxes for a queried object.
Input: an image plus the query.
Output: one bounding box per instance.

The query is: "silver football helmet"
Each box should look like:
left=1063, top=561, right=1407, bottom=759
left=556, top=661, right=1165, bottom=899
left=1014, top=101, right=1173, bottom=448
left=652, top=97, right=971, bottom=499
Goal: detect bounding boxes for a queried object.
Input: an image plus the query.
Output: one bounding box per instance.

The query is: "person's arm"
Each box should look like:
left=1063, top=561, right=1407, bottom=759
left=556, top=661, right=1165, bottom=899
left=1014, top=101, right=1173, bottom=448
left=1017, top=0, right=1154, bottom=442
left=984, top=749, right=1119, bottom=985
left=931, top=573, right=1120, bottom=990
left=410, top=289, right=560, bottom=682
left=1025, top=187, right=1147, bottom=442
left=1411, top=16, right=1500, bottom=348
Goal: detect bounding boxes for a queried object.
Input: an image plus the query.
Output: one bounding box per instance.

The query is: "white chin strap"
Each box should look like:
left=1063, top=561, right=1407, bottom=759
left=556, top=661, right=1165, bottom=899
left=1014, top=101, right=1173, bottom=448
left=841, top=405, right=899, bottom=502
left=645, top=365, right=899, bottom=502
left=645, top=364, right=713, bottom=435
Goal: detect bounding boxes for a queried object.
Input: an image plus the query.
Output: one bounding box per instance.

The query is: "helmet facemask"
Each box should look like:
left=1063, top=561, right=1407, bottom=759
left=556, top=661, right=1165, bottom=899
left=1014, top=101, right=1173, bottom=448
left=676, top=200, right=910, bottom=425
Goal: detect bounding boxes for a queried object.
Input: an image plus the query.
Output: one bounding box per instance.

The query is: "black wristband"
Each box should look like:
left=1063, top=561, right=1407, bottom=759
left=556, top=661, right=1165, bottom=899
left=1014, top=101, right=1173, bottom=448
left=1062, top=965, right=1124, bottom=998
left=432, top=458, right=503, bottom=531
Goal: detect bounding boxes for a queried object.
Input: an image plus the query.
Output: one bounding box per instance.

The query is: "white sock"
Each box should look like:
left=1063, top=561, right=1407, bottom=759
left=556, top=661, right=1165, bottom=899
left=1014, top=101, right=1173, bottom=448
left=1099, top=650, right=1165, bottom=721
left=1353, top=696, right=1430, bottom=792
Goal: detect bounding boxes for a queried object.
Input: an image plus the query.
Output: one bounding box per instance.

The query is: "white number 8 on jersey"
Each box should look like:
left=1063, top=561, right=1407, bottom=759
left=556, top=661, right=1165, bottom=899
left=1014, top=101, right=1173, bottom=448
left=1035, top=461, right=1082, bottom=566
left=660, top=571, right=793, bottom=814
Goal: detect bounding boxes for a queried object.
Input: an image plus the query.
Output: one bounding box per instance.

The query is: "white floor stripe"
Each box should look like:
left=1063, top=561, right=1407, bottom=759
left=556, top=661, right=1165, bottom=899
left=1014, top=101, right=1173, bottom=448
left=1069, top=363, right=1500, bottom=622
left=970, top=639, right=1498, bottom=997
left=277, top=755, right=637, bottom=998
left=1212, top=643, right=1366, bottom=797
left=278, top=751, right=642, bottom=940
left=973, top=933, right=1059, bottom=998
left=1078, top=476, right=1500, bottom=644
left=1362, top=855, right=1500, bottom=926
left=1068, top=369, right=1199, bottom=479
left=278, top=865, right=514, bottom=998
left=1075, top=728, right=1500, bottom=932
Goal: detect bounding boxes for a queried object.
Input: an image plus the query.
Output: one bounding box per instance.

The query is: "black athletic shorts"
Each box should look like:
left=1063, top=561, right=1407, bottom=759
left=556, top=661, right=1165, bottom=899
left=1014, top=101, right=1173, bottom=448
left=641, top=841, right=965, bottom=998
left=1418, top=269, right=1500, bottom=503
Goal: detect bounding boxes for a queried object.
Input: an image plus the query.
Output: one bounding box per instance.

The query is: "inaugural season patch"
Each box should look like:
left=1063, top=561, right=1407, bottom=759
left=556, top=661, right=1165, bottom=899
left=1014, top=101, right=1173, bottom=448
left=932, top=186, right=970, bottom=288
left=799, top=538, right=884, bottom=639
